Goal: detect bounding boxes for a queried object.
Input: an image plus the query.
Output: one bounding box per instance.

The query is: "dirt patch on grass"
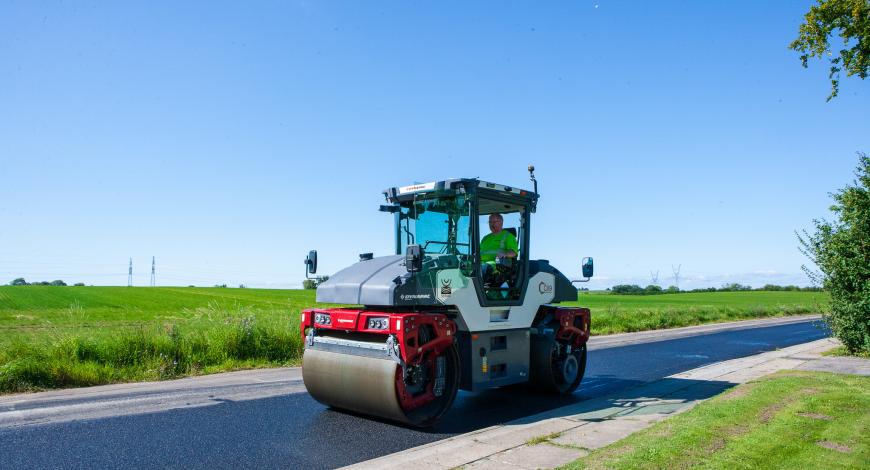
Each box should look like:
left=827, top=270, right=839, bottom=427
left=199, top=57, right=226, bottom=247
left=718, top=383, right=755, bottom=401
left=695, top=424, right=749, bottom=461
left=759, top=402, right=787, bottom=423
left=757, top=387, right=820, bottom=423
left=706, top=437, right=726, bottom=453
left=724, top=424, right=750, bottom=436
left=816, top=441, right=852, bottom=453
left=797, top=412, right=833, bottom=421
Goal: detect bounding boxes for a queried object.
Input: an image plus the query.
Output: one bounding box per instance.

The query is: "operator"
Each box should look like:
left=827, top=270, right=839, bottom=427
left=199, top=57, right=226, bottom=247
left=480, top=213, right=518, bottom=285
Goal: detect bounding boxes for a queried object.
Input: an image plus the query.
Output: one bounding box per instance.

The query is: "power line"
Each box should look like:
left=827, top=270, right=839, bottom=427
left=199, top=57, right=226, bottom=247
left=650, top=270, right=660, bottom=286
left=671, top=264, right=682, bottom=289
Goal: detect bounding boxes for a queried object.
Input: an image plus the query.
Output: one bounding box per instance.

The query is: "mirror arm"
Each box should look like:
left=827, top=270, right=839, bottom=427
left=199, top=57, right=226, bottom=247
left=571, top=277, right=591, bottom=284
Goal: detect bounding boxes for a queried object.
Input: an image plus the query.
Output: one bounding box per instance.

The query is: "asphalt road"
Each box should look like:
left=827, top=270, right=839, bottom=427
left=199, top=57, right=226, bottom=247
left=0, top=318, right=827, bottom=470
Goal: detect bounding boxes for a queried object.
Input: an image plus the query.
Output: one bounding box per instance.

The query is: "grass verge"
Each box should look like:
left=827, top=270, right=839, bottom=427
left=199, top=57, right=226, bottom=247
left=822, top=346, right=870, bottom=359
left=0, top=312, right=303, bottom=393
left=561, top=370, right=870, bottom=469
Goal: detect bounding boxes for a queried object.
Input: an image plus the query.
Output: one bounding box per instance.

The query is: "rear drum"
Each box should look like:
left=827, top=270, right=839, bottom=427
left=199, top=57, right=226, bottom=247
left=529, top=334, right=587, bottom=394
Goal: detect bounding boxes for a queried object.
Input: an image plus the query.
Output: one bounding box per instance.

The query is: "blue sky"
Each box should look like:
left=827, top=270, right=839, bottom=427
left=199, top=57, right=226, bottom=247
left=1, top=1, right=867, bottom=289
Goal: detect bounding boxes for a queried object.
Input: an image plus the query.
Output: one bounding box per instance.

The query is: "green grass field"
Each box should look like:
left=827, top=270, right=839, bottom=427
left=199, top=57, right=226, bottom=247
left=563, top=371, right=870, bottom=469
left=570, top=290, right=829, bottom=335
left=0, top=286, right=828, bottom=393
left=0, top=286, right=323, bottom=345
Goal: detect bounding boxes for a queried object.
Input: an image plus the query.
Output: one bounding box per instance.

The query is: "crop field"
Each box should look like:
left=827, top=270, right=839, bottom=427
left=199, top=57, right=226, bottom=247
left=0, top=286, right=323, bottom=345
left=568, top=291, right=829, bottom=335
left=0, top=286, right=828, bottom=393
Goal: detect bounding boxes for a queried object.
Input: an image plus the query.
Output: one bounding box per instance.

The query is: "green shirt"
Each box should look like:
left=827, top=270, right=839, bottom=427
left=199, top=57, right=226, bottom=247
left=480, top=230, right=518, bottom=263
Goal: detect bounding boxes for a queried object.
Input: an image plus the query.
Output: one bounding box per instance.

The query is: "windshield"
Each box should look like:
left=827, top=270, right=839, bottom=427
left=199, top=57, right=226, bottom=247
left=399, top=194, right=470, bottom=256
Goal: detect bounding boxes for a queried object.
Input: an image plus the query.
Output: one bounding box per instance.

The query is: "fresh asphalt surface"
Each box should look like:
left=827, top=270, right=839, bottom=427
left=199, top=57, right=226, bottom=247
left=0, top=319, right=827, bottom=469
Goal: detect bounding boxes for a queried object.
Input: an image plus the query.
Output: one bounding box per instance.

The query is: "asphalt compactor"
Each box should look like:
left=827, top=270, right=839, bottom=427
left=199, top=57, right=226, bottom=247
left=300, top=169, right=594, bottom=427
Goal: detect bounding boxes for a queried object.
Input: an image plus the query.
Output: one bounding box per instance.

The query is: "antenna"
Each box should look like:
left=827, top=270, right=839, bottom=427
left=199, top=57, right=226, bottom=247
left=128, top=258, right=133, bottom=287
left=671, top=264, right=682, bottom=289
left=527, top=165, right=538, bottom=194
left=150, top=256, right=156, bottom=287
left=650, top=270, right=660, bottom=286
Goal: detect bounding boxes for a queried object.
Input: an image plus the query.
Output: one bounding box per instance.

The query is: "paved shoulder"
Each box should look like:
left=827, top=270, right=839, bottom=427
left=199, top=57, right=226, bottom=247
left=0, top=368, right=305, bottom=428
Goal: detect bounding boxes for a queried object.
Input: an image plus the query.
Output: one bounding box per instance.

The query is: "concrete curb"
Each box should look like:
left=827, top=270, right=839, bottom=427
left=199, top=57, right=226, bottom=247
left=344, top=337, right=840, bottom=470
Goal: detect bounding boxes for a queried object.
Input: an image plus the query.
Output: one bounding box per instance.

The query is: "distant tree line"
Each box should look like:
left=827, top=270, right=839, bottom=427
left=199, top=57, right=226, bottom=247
left=610, top=284, right=679, bottom=295
left=8, top=278, right=86, bottom=287
left=609, top=283, right=823, bottom=295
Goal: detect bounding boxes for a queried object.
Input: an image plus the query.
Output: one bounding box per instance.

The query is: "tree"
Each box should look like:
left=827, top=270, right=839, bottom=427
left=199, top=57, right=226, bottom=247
left=10, top=278, right=27, bottom=286
left=644, top=284, right=664, bottom=295
left=50, top=280, right=67, bottom=286
left=790, top=0, right=870, bottom=100
left=611, top=284, right=644, bottom=295
left=799, top=153, right=870, bottom=354
left=303, top=276, right=330, bottom=290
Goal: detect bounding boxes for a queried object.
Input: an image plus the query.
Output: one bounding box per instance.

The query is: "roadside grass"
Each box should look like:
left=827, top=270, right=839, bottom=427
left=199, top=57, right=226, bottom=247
left=822, top=346, right=870, bottom=359
left=0, top=287, right=332, bottom=392
left=0, top=286, right=828, bottom=393
left=561, top=370, right=870, bottom=469
left=0, top=305, right=304, bottom=393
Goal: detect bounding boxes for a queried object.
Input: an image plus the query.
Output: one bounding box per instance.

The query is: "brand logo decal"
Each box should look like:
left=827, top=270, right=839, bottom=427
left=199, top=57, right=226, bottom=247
left=440, top=278, right=452, bottom=296
left=401, top=294, right=431, bottom=300
left=337, top=318, right=354, bottom=324
left=538, top=282, right=553, bottom=294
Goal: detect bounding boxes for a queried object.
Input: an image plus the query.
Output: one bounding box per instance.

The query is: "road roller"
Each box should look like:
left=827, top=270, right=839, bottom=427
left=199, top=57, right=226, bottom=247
left=300, top=166, right=594, bottom=427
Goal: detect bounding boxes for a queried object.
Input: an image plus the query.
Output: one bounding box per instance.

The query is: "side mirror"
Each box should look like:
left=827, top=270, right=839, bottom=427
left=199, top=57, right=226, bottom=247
left=572, top=257, right=594, bottom=283
left=304, top=250, right=318, bottom=278
left=582, top=257, right=594, bottom=278
left=405, top=245, right=423, bottom=273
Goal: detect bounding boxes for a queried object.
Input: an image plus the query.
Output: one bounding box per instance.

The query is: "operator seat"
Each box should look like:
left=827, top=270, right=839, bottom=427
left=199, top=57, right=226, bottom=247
left=502, top=227, right=519, bottom=289
left=484, top=227, right=521, bottom=299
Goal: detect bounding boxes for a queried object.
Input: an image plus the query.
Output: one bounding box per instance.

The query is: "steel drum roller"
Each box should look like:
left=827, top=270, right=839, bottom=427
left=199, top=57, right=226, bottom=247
left=302, top=348, right=410, bottom=424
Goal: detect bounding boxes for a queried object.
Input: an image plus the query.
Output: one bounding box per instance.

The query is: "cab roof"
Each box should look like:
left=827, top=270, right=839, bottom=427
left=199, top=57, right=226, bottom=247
left=383, top=178, right=539, bottom=212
